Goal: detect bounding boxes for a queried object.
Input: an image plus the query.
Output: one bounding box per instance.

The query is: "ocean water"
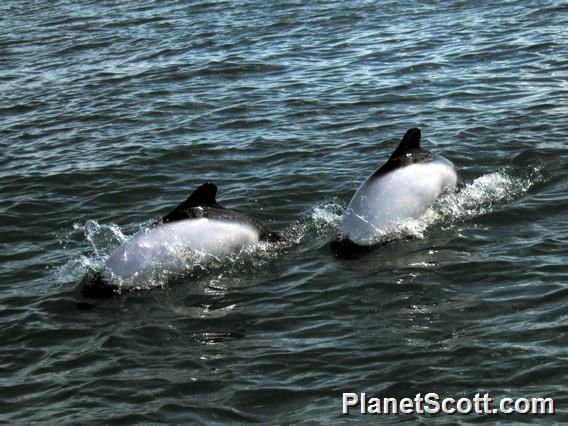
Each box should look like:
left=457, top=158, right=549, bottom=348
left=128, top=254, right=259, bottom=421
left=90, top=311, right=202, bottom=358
left=1, top=0, right=567, bottom=423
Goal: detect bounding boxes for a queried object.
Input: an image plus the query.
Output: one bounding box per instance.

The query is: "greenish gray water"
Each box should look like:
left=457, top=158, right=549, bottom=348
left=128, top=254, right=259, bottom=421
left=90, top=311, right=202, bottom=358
left=1, top=0, right=567, bottom=423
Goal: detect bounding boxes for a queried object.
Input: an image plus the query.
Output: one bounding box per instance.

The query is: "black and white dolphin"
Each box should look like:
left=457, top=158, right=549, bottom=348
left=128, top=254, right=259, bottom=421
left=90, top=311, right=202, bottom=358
left=81, top=183, right=280, bottom=298
left=333, top=128, right=462, bottom=254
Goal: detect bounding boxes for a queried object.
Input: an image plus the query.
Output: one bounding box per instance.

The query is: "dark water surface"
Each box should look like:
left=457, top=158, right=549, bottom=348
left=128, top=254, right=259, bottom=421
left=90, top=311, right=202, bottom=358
left=1, top=0, right=568, bottom=423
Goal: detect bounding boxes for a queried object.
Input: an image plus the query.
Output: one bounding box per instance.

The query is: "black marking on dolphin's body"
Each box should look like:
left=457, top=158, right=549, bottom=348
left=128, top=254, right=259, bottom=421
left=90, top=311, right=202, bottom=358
left=156, top=182, right=281, bottom=242
left=333, top=128, right=462, bottom=256
left=370, top=128, right=464, bottom=189
left=81, top=183, right=280, bottom=299
left=370, top=128, right=433, bottom=179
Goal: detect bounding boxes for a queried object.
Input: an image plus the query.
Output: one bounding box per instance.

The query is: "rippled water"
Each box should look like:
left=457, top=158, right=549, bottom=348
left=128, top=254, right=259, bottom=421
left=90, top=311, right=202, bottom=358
left=1, top=0, right=567, bottom=422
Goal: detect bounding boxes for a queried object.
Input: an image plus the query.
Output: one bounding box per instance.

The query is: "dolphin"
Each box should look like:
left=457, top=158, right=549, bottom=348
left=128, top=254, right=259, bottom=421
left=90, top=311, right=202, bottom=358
left=333, top=128, right=462, bottom=255
left=81, top=182, right=280, bottom=298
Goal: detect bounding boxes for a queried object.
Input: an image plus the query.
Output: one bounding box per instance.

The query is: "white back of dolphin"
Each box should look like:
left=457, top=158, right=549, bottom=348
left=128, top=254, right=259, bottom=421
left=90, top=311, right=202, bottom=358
left=83, top=183, right=279, bottom=296
left=102, top=218, right=260, bottom=282
left=342, top=128, right=460, bottom=246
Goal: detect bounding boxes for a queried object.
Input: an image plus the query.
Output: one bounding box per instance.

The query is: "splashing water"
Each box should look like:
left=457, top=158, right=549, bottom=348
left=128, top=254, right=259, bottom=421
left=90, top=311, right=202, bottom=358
left=113, top=238, right=283, bottom=293
left=56, top=217, right=285, bottom=292
left=281, top=200, right=344, bottom=246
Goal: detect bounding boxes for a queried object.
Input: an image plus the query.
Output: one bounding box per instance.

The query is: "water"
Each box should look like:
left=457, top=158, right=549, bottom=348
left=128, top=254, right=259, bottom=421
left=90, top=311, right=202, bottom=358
left=1, top=0, right=567, bottom=422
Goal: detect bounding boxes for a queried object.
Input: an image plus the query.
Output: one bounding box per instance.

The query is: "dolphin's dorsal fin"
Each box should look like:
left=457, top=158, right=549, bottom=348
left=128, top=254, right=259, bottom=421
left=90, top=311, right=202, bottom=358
left=390, top=128, right=421, bottom=159
left=184, top=182, right=218, bottom=207
left=160, top=182, right=219, bottom=224
left=370, top=128, right=430, bottom=180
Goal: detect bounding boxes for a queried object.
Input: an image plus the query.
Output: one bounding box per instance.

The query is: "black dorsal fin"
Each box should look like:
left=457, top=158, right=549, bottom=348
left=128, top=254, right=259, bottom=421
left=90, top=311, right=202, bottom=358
left=389, top=128, right=421, bottom=159
left=370, top=128, right=429, bottom=179
left=183, top=182, right=218, bottom=207
left=160, top=182, right=219, bottom=224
